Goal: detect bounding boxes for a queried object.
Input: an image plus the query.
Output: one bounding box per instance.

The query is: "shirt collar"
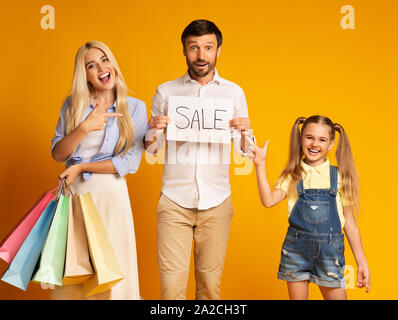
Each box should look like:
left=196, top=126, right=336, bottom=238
left=88, top=99, right=117, bottom=111
left=300, top=158, right=330, bottom=175
left=183, top=68, right=223, bottom=85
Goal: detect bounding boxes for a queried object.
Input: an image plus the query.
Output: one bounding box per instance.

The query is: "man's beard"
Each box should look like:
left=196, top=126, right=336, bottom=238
left=187, top=58, right=217, bottom=78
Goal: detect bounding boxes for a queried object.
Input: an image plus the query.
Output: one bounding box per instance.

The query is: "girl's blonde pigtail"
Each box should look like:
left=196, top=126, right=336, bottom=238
left=334, top=123, right=360, bottom=213
left=280, top=117, right=306, bottom=196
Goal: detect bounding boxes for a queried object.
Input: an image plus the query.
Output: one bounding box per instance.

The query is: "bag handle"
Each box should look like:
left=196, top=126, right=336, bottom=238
left=49, top=179, right=62, bottom=194
left=53, top=178, right=76, bottom=200
left=52, top=178, right=78, bottom=202
left=50, top=179, right=65, bottom=202
left=54, top=179, right=65, bottom=202
left=63, top=179, right=76, bottom=196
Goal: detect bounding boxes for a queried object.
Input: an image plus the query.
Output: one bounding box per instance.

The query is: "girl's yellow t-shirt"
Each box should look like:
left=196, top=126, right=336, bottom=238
left=275, top=159, right=351, bottom=228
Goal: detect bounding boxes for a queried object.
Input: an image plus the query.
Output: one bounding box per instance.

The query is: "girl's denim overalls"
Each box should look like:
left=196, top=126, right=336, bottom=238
left=277, top=165, right=346, bottom=288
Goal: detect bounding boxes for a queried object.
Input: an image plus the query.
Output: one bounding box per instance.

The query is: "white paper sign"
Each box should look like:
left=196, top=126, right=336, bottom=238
left=167, top=96, right=233, bottom=144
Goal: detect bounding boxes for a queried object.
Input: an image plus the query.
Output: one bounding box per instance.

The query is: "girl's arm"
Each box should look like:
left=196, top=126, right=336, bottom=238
left=343, top=205, right=371, bottom=292
left=252, top=141, right=286, bottom=208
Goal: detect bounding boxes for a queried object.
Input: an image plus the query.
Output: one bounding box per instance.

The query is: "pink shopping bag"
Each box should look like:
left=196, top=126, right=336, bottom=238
left=0, top=185, right=58, bottom=264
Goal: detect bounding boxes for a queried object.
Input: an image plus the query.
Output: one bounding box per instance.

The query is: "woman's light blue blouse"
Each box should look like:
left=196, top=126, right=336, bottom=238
left=51, top=96, right=147, bottom=181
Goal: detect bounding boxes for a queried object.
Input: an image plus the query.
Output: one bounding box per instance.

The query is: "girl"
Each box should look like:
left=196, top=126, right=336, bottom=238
left=251, top=115, right=370, bottom=300
left=51, top=41, right=147, bottom=299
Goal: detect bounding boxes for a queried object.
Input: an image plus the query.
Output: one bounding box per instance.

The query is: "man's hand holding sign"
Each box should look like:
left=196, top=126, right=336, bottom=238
left=145, top=114, right=170, bottom=155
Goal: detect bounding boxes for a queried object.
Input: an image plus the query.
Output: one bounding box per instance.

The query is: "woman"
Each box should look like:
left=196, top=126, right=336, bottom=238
left=51, top=41, right=147, bottom=299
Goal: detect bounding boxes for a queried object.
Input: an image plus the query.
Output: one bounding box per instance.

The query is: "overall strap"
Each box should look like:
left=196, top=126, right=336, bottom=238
left=329, top=165, right=338, bottom=197
left=296, top=180, right=304, bottom=197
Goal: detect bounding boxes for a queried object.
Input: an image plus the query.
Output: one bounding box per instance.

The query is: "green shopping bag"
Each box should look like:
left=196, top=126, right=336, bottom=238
left=31, top=183, right=69, bottom=286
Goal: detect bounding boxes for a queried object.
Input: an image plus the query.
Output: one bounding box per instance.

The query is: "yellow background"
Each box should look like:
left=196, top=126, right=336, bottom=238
left=0, top=0, right=397, bottom=300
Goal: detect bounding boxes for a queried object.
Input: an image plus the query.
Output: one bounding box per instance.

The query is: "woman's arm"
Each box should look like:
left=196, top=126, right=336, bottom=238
left=252, top=141, right=286, bottom=208
left=58, top=160, right=117, bottom=184
left=343, top=205, right=371, bottom=292
left=52, top=123, right=89, bottom=161
left=52, top=102, right=122, bottom=162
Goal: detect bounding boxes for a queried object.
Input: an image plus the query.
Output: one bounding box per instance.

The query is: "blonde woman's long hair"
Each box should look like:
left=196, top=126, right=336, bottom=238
left=279, top=115, right=360, bottom=212
left=65, top=41, right=134, bottom=155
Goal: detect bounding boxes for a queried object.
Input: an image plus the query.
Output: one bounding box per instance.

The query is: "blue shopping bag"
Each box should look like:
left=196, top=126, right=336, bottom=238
left=1, top=200, right=57, bottom=290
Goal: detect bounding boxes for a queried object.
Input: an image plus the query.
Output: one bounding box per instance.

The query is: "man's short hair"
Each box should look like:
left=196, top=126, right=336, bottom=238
left=181, top=19, right=223, bottom=48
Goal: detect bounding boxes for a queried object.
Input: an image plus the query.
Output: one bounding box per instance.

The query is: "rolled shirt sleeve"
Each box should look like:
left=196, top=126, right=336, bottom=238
left=275, top=175, right=291, bottom=194
left=51, top=97, right=71, bottom=154
left=111, top=99, right=148, bottom=177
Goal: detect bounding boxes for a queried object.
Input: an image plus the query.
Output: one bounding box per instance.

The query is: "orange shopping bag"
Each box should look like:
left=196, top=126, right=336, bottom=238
left=62, top=181, right=93, bottom=285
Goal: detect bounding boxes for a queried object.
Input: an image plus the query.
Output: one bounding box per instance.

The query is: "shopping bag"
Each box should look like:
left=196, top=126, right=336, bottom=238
left=79, top=193, right=124, bottom=297
left=31, top=192, right=69, bottom=286
left=0, top=190, right=55, bottom=264
left=1, top=199, right=58, bottom=290
left=62, top=184, right=93, bottom=285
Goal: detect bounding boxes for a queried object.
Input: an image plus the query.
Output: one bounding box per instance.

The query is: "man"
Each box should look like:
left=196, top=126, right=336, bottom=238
left=145, top=19, right=253, bottom=300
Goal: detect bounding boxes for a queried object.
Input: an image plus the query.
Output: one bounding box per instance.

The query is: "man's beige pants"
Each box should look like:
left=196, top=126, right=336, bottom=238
left=157, top=193, right=233, bottom=300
